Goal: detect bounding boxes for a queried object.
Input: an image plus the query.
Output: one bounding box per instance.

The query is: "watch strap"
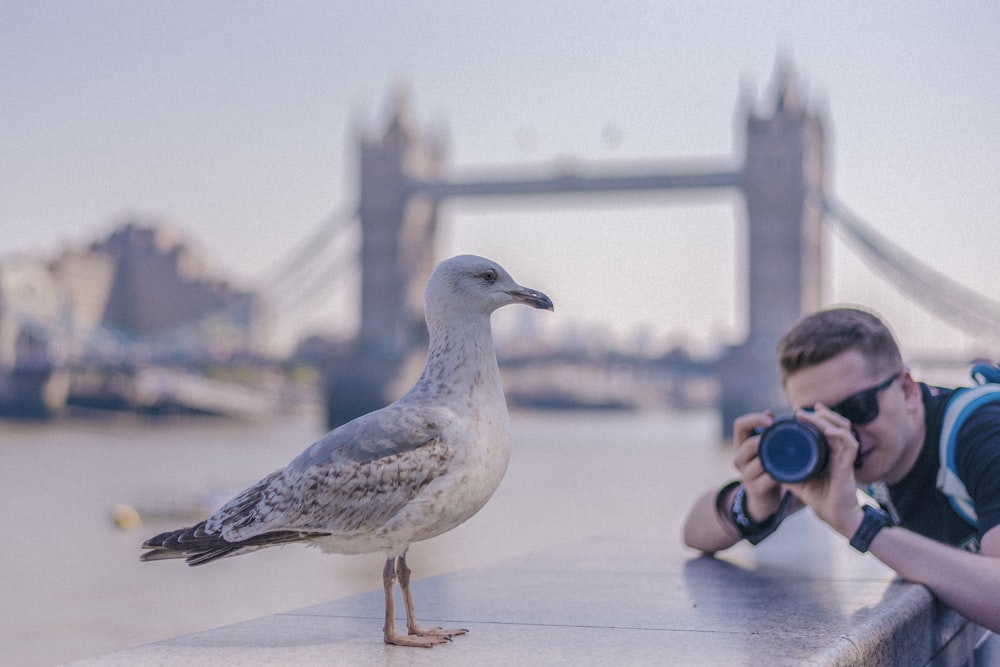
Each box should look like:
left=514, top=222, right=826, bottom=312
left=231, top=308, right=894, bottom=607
left=849, top=505, right=893, bottom=553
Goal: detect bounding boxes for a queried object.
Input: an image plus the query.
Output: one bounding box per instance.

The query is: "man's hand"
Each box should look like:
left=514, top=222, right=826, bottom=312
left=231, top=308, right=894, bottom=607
left=786, top=405, right=865, bottom=537
left=732, top=411, right=785, bottom=523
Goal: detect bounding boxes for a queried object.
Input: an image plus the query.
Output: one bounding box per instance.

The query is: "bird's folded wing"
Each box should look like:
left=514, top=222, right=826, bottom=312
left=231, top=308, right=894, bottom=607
left=209, top=404, right=458, bottom=541
left=292, top=403, right=456, bottom=467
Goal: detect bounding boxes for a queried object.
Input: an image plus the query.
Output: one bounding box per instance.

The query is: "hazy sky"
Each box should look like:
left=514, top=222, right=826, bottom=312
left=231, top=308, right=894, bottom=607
left=2, top=2, right=998, bottom=357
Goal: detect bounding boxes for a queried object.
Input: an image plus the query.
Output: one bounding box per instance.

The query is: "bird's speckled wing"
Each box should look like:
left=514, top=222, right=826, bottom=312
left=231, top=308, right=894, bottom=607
left=206, top=403, right=458, bottom=541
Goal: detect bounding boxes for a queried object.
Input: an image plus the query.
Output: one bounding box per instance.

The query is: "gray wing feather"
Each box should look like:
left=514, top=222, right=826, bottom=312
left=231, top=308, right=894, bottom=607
left=206, top=403, right=457, bottom=541
left=290, top=403, right=455, bottom=468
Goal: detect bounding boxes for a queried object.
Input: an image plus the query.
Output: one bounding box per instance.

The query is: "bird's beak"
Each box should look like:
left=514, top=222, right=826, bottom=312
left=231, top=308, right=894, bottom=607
left=507, top=287, right=554, bottom=311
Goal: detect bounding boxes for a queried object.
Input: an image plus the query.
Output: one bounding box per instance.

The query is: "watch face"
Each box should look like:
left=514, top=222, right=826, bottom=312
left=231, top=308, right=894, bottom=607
left=958, top=534, right=980, bottom=553
left=850, top=505, right=891, bottom=553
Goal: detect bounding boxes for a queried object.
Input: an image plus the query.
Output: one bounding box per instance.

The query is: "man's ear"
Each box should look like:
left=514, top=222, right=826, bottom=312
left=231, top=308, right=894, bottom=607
left=899, top=369, right=920, bottom=405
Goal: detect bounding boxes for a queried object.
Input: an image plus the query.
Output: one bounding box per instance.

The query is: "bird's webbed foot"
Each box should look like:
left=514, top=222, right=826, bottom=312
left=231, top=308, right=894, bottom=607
left=410, top=625, right=468, bottom=640
left=383, top=629, right=455, bottom=648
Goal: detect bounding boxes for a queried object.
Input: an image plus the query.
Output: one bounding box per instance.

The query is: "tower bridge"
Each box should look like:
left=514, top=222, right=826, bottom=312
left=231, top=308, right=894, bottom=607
left=329, top=64, right=998, bottom=432
left=342, top=64, right=822, bottom=432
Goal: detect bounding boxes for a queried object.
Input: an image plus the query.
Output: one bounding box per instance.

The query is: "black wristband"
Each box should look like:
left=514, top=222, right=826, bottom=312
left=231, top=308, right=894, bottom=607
left=849, top=505, right=893, bottom=553
left=714, top=480, right=742, bottom=538
left=729, top=483, right=792, bottom=545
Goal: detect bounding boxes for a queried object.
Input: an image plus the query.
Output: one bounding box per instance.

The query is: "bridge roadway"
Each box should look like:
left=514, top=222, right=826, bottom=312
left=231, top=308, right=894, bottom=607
left=70, top=424, right=993, bottom=667
left=408, top=164, right=741, bottom=198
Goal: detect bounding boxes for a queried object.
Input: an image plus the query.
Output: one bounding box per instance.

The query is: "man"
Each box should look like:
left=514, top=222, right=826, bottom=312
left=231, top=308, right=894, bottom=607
left=683, top=307, right=1000, bottom=633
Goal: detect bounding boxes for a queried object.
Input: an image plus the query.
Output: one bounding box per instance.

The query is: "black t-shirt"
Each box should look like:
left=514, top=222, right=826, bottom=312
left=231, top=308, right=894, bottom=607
left=886, top=383, right=1000, bottom=548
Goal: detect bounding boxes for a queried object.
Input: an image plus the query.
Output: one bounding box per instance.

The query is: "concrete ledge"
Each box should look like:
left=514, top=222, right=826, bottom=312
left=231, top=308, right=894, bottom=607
left=807, top=584, right=934, bottom=665
left=68, top=510, right=991, bottom=666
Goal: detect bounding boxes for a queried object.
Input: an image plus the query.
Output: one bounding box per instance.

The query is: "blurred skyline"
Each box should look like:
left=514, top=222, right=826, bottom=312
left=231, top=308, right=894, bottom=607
left=2, top=2, right=998, bottom=358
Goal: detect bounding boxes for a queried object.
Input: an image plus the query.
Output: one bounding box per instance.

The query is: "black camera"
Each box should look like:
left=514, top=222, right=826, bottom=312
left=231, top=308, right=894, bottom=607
left=757, top=418, right=828, bottom=483
left=756, top=417, right=861, bottom=483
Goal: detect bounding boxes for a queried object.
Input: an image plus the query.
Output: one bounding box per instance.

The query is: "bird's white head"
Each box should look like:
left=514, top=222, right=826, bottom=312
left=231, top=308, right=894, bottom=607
left=424, top=255, right=554, bottom=324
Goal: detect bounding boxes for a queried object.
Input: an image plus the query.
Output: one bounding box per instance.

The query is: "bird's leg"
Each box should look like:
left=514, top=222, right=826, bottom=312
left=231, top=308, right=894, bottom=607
left=382, top=555, right=450, bottom=647
left=382, top=558, right=401, bottom=645
left=397, top=551, right=468, bottom=641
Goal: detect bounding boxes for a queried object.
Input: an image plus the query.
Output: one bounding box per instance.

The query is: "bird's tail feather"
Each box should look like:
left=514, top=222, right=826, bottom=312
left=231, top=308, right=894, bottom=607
left=140, top=520, right=327, bottom=566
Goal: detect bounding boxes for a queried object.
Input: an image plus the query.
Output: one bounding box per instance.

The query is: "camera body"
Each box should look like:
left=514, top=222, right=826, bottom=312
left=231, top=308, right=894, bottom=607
left=756, top=418, right=829, bottom=483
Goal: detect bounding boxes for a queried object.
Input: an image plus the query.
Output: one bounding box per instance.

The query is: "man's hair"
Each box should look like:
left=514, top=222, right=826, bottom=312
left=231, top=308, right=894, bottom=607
left=777, top=307, right=903, bottom=384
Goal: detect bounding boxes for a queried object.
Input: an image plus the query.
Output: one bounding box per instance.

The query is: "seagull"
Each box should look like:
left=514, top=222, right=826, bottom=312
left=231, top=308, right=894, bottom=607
left=141, top=255, right=553, bottom=647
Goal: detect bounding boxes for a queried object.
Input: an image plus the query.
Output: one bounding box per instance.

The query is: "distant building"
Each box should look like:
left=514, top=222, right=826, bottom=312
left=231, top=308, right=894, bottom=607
left=0, top=221, right=268, bottom=369
left=0, top=257, right=68, bottom=368
left=85, top=223, right=266, bottom=360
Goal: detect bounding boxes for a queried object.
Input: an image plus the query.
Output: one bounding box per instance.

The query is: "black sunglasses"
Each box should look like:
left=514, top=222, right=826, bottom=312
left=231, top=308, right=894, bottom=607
left=829, top=373, right=900, bottom=425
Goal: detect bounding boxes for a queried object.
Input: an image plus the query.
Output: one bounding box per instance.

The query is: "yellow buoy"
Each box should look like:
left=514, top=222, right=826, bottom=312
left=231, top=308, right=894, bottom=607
left=112, top=504, right=142, bottom=531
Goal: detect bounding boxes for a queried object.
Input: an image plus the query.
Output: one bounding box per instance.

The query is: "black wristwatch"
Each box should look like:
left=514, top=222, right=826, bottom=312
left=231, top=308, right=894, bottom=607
left=849, top=505, right=894, bottom=553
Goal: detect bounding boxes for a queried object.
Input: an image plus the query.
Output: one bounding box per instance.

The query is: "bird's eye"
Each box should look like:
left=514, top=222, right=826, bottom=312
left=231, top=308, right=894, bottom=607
left=479, top=269, right=499, bottom=284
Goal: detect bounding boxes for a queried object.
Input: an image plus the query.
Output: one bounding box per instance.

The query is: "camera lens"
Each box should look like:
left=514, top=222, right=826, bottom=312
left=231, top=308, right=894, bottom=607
left=758, top=418, right=829, bottom=483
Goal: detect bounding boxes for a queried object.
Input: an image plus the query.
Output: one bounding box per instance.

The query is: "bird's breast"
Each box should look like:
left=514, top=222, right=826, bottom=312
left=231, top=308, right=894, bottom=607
left=371, top=415, right=512, bottom=550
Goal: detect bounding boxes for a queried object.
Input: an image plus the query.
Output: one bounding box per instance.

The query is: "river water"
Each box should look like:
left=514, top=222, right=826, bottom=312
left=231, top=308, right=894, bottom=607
left=0, top=407, right=728, bottom=666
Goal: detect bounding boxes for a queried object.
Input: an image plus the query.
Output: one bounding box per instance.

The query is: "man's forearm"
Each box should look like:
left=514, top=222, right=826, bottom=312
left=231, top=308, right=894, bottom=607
left=862, top=524, right=1000, bottom=633
left=682, top=486, right=742, bottom=554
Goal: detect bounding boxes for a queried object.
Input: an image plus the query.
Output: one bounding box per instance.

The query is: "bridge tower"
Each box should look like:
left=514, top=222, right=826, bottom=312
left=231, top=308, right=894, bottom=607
left=719, top=63, right=825, bottom=429
left=325, top=91, right=442, bottom=427
left=358, top=89, right=442, bottom=356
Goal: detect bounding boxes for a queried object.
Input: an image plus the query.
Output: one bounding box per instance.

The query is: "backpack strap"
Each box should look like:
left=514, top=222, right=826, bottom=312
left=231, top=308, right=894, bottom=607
left=971, top=363, right=1000, bottom=385
left=936, top=365, right=1000, bottom=527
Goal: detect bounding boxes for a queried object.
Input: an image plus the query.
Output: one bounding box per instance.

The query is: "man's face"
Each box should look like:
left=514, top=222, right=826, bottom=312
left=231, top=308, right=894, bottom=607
left=783, top=349, right=922, bottom=485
